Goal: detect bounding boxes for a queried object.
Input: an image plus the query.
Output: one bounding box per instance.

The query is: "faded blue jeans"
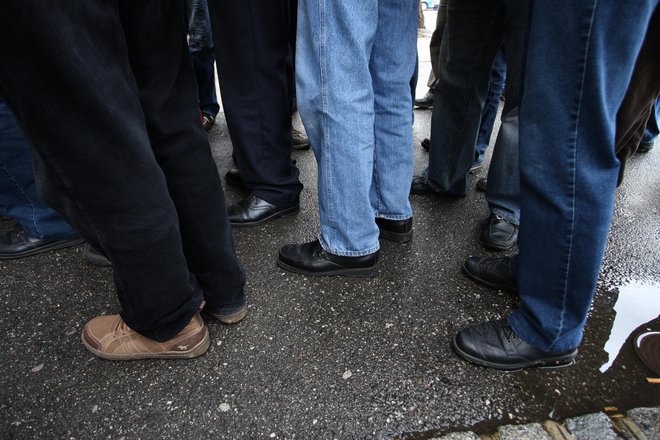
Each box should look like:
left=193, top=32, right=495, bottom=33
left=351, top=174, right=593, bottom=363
left=0, top=100, right=77, bottom=240
left=509, top=0, right=659, bottom=352
left=296, top=0, right=417, bottom=256
left=422, top=0, right=526, bottom=226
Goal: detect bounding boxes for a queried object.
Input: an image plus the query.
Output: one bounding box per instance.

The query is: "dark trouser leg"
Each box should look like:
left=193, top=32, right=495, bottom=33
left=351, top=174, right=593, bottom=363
left=208, top=0, right=302, bottom=207
left=0, top=0, right=244, bottom=341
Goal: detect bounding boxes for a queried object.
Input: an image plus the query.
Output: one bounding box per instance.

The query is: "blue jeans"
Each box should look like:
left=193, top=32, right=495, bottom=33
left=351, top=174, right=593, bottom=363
left=296, top=0, right=417, bottom=256
left=474, top=48, right=506, bottom=165
left=642, top=96, right=659, bottom=144
left=188, top=0, right=219, bottom=118
left=423, top=0, right=526, bottom=225
left=508, top=0, right=659, bottom=352
left=0, top=100, right=77, bottom=240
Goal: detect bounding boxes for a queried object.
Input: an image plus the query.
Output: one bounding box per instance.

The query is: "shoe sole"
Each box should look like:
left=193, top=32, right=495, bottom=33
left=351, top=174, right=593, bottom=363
left=451, top=338, right=577, bottom=371
left=0, top=238, right=84, bottom=260
left=230, top=205, right=300, bottom=228
left=276, top=259, right=377, bottom=278
left=81, top=327, right=210, bottom=361
left=379, top=229, right=413, bottom=243
left=461, top=261, right=517, bottom=293
left=210, top=302, right=248, bottom=324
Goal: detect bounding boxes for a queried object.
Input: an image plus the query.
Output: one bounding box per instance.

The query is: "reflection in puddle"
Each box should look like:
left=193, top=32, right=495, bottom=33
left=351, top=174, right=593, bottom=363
left=599, top=280, right=660, bottom=373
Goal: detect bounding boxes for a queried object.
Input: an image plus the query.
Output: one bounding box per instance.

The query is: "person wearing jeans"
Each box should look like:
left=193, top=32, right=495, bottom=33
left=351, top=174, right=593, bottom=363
left=453, top=0, right=659, bottom=370
left=0, top=99, right=82, bottom=259
left=187, top=0, right=220, bottom=131
left=411, top=0, right=527, bottom=252
left=474, top=48, right=506, bottom=169
left=0, top=0, right=247, bottom=360
left=278, top=0, right=418, bottom=276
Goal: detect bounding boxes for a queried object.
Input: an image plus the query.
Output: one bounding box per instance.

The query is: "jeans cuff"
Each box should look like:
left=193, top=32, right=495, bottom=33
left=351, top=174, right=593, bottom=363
left=318, top=234, right=379, bottom=257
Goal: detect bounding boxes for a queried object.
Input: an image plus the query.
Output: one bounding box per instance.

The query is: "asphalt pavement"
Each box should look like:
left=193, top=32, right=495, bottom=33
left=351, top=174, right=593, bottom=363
left=1, top=14, right=659, bottom=440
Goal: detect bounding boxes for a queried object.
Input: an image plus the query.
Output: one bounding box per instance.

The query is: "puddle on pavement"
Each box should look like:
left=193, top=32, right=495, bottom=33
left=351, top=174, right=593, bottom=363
left=600, top=280, right=660, bottom=373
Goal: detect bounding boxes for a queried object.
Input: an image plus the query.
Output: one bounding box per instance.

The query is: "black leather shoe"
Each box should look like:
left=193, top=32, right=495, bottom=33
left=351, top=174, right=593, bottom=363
left=225, top=168, right=247, bottom=189
left=414, top=92, right=434, bottom=109
left=278, top=239, right=378, bottom=277
left=476, top=178, right=487, bottom=192
left=481, top=214, right=518, bottom=250
left=462, top=256, right=517, bottom=293
left=637, top=141, right=654, bottom=153
left=421, top=138, right=430, bottom=152
left=452, top=319, right=578, bottom=370
left=410, top=176, right=463, bottom=197
left=376, top=217, right=412, bottom=243
left=228, top=194, right=299, bottom=227
left=0, top=225, right=83, bottom=260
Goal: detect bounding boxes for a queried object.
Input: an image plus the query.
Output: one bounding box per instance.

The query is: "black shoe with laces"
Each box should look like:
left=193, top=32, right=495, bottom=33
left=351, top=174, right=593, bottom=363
left=0, top=225, right=83, bottom=260
left=452, top=319, right=578, bottom=370
left=278, top=239, right=378, bottom=277
left=462, top=256, right=517, bottom=293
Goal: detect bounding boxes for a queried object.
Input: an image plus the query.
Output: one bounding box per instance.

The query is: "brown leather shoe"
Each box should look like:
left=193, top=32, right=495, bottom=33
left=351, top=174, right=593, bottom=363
left=82, top=313, right=209, bottom=361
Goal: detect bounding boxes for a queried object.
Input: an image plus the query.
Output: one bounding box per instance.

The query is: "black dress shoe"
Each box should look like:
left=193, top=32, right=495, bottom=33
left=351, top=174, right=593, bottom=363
left=0, top=225, right=83, bottom=260
left=376, top=217, right=412, bottom=243
left=637, top=141, right=654, bottom=153
left=410, top=176, right=463, bottom=197
left=476, top=178, right=487, bottom=192
left=462, top=256, right=517, bottom=293
left=414, top=92, right=434, bottom=109
left=278, top=239, right=378, bottom=277
left=292, top=128, right=311, bottom=150
left=228, top=194, right=299, bottom=227
left=225, top=168, right=247, bottom=189
left=421, top=138, right=430, bottom=152
left=481, top=214, right=518, bottom=250
left=452, top=319, right=578, bottom=370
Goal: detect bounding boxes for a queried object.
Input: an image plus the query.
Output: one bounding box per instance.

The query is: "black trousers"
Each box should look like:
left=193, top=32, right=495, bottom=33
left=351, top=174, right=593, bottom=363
left=208, top=0, right=303, bottom=207
left=0, top=0, right=245, bottom=341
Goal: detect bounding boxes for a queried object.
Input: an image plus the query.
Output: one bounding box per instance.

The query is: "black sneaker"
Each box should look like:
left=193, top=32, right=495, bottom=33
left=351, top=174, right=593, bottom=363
left=452, top=319, right=577, bottom=370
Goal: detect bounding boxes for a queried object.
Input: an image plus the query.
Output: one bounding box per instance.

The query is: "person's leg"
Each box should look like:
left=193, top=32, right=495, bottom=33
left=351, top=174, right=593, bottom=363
left=209, top=0, right=302, bottom=209
left=454, top=0, right=659, bottom=370
left=188, top=0, right=220, bottom=122
left=641, top=96, right=660, bottom=148
left=416, top=0, right=506, bottom=196
left=415, top=0, right=448, bottom=108
left=481, top=0, right=527, bottom=250
left=371, top=0, right=418, bottom=225
left=296, top=0, right=381, bottom=257
left=0, top=100, right=77, bottom=240
left=0, top=0, right=243, bottom=344
left=473, top=48, right=506, bottom=166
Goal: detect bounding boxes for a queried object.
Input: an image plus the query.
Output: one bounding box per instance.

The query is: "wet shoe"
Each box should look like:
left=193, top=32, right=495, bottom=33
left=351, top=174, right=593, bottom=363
left=278, top=239, right=378, bottom=277
left=481, top=214, right=518, bottom=250
left=414, top=92, right=434, bottom=109
left=292, top=128, right=311, bottom=150
left=462, top=256, right=517, bottom=293
left=476, top=178, right=488, bottom=192
left=421, top=138, right=430, bottom=152
left=206, top=296, right=248, bottom=324
left=83, top=243, right=111, bottom=266
left=202, top=114, right=215, bottom=131
left=228, top=194, right=299, bottom=227
left=224, top=168, right=247, bottom=189
left=0, top=225, right=83, bottom=260
left=82, top=313, right=210, bottom=361
left=452, top=319, right=578, bottom=370
left=376, top=217, right=413, bottom=243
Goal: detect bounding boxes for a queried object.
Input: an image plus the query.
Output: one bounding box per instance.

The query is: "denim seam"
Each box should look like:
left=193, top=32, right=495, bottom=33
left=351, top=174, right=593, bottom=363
left=549, top=1, right=598, bottom=352
left=0, top=160, right=43, bottom=237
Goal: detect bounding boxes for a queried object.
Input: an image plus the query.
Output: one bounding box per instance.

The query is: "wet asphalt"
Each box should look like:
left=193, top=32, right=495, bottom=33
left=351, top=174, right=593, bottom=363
left=1, top=15, right=659, bottom=440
